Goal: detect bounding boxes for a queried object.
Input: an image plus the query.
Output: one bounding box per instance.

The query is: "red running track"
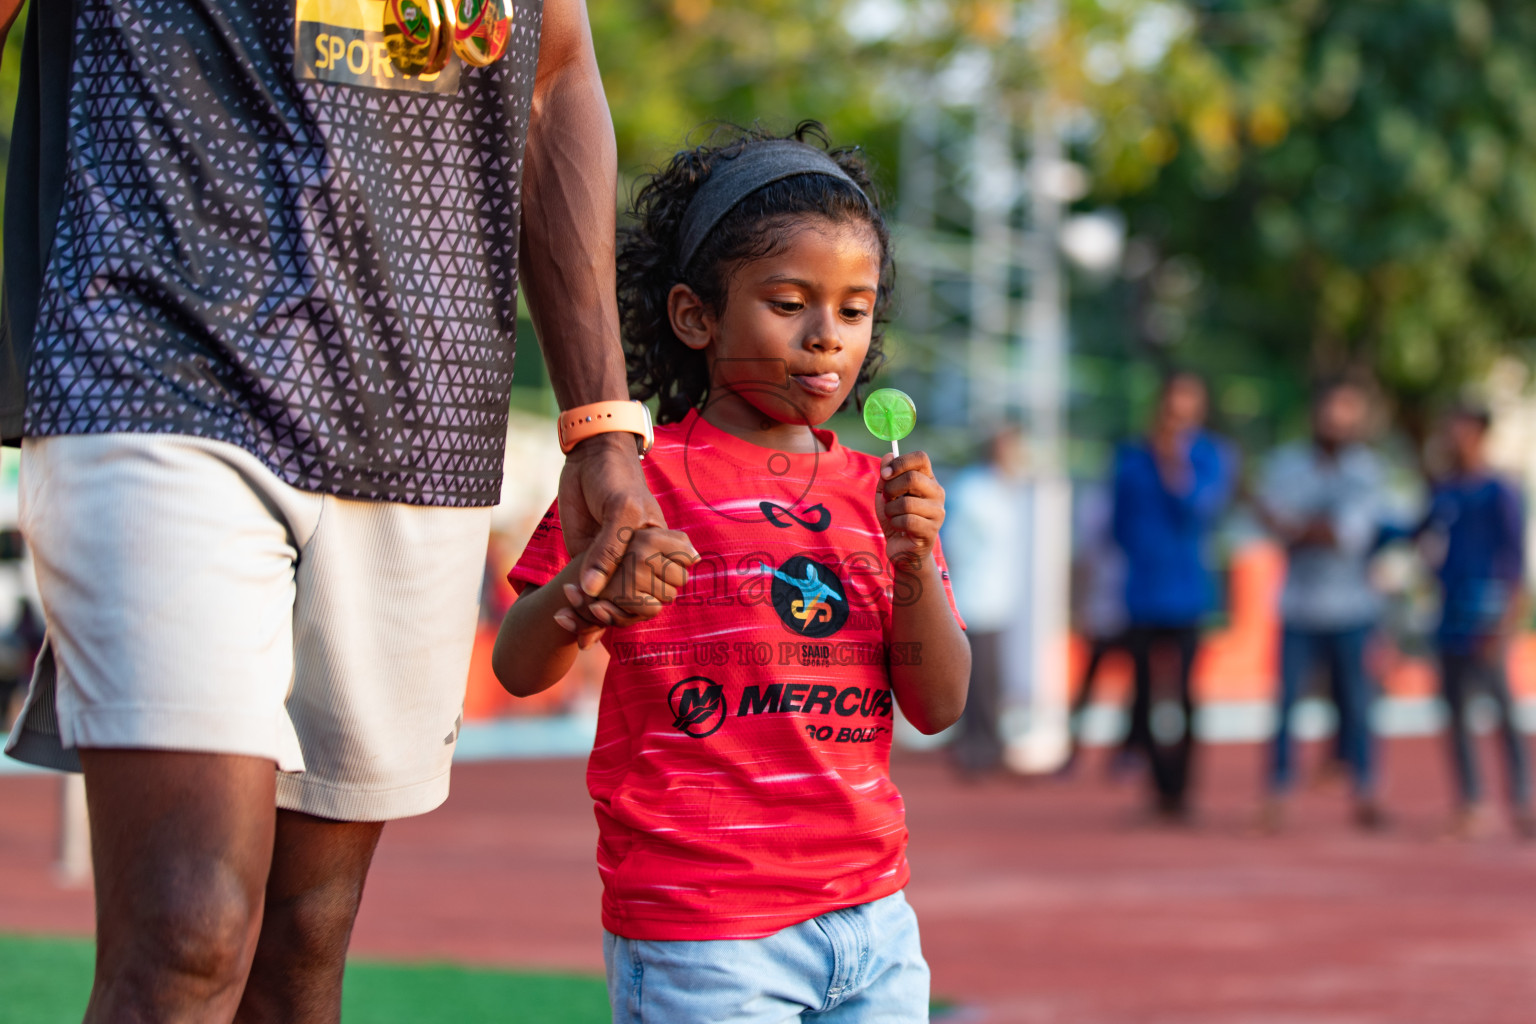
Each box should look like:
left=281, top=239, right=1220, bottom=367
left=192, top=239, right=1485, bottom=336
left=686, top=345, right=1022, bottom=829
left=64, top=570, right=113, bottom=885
left=5, top=738, right=1536, bottom=1022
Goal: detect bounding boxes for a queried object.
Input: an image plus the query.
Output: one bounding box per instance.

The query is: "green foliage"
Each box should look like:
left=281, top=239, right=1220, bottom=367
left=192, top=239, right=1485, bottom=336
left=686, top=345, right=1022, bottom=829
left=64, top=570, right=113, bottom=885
left=591, top=0, right=907, bottom=188
left=589, top=0, right=1208, bottom=195
left=589, top=0, right=1536, bottom=412
left=1104, top=0, right=1536, bottom=407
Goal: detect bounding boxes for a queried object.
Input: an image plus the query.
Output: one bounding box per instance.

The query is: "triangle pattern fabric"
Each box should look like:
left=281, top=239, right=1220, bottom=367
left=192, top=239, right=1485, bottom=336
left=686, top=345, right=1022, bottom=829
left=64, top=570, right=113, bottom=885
left=23, top=0, right=546, bottom=507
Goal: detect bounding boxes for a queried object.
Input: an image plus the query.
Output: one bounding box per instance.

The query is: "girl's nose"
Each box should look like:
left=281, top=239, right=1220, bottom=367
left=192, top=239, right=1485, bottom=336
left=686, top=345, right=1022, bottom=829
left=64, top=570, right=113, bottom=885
left=803, top=309, right=843, bottom=352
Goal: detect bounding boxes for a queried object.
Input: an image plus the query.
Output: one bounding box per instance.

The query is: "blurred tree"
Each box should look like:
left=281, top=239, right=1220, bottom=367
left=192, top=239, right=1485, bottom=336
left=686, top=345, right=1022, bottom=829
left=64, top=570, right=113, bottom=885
left=1, top=2, right=1526, bottom=417
left=589, top=0, right=1221, bottom=198
left=1095, top=0, right=1536, bottom=417
left=592, top=0, right=901, bottom=185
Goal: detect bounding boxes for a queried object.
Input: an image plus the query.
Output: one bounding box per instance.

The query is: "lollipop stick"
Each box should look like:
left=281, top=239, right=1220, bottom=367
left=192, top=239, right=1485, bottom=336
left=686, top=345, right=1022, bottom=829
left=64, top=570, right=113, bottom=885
left=892, top=439, right=900, bottom=458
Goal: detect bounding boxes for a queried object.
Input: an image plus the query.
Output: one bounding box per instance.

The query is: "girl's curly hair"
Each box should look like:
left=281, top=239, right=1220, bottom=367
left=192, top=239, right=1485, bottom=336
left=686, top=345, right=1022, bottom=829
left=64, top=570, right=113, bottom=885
left=618, top=121, right=893, bottom=425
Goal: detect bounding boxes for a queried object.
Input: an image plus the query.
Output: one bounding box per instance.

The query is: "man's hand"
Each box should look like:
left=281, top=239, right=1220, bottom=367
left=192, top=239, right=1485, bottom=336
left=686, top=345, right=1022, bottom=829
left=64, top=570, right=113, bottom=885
left=877, top=451, right=946, bottom=574
left=1480, top=590, right=1529, bottom=664
left=558, top=433, right=669, bottom=595
left=552, top=526, right=698, bottom=644
left=1293, top=517, right=1338, bottom=549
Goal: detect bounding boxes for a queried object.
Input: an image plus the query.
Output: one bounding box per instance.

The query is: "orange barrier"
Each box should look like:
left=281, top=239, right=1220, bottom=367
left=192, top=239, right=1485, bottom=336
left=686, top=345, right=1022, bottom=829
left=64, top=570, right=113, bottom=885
left=467, top=539, right=1536, bottom=722
left=1067, top=541, right=1536, bottom=704
left=463, top=620, right=607, bottom=719
left=462, top=528, right=606, bottom=721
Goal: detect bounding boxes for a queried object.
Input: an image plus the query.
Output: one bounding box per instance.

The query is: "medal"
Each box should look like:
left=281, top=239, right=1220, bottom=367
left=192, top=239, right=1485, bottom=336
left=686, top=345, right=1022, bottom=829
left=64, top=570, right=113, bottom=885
left=450, top=0, right=515, bottom=67
left=423, top=0, right=456, bottom=74
left=384, top=0, right=514, bottom=76
left=383, top=0, right=443, bottom=76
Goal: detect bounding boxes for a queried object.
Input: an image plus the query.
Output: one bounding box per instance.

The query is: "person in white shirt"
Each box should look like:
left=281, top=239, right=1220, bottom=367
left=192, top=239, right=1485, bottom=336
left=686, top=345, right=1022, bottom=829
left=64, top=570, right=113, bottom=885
left=1254, top=377, right=1387, bottom=832
left=943, top=428, right=1030, bottom=776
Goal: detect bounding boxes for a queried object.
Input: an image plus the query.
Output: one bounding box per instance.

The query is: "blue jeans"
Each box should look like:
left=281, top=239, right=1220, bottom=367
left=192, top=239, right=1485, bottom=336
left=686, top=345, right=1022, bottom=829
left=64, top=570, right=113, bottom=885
left=604, top=890, right=930, bottom=1024
left=1270, top=625, right=1375, bottom=796
left=1440, top=646, right=1531, bottom=809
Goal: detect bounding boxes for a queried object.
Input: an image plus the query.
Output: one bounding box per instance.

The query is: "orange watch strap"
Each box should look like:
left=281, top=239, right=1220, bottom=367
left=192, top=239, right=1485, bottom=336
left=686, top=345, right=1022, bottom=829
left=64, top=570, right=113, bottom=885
left=557, top=400, right=654, bottom=455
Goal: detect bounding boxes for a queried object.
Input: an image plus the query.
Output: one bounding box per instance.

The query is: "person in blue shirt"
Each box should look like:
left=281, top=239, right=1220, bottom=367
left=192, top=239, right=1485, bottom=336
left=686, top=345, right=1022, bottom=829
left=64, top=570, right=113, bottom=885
left=1112, top=370, right=1236, bottom=820
left=1416, top=402, right=1533, bottom=838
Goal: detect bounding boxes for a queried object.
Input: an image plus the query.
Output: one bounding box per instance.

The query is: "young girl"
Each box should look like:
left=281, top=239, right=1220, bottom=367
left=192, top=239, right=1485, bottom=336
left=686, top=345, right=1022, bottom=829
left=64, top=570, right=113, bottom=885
left=494, top=123, right=970, bottom=1023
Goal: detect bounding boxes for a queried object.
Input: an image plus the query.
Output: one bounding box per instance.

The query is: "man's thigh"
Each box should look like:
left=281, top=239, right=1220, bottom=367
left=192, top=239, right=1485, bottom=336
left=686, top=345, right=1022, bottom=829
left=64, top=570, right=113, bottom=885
left=1278, top=628, right=1317, bottom=703
left=1325, top=628, right=1372, bottom=697
left=1439, top=652, right=1477, bottom=703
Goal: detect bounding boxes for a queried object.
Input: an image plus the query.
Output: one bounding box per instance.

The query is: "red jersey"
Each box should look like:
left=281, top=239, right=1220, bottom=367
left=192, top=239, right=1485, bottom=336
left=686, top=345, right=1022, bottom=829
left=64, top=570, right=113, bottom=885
left=509, top=410, right=964, bottom=940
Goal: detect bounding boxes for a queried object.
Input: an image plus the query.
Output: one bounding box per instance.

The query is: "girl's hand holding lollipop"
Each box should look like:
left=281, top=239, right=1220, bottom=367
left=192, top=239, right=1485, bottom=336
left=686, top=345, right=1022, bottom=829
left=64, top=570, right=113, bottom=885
left=866, top=389, right=945, bottom=574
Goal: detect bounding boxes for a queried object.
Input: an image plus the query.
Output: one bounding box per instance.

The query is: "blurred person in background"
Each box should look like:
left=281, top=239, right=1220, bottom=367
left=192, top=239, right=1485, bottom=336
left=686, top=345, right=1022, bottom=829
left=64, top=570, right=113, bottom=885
left=1415, top=403, right=1533, bottom=839
left=1112, top=370, right=1236, bottom=821
left=944, top=427, right=1030, bottom=778
left=1253, top=377, right=1386, bottom=832
left=1062, top=476, right=1130, bottom=773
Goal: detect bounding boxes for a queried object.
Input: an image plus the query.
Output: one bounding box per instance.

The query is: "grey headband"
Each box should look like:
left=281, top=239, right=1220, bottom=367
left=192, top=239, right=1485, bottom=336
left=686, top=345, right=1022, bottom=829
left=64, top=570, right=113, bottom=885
left=676, top=140, right=872, bottom=272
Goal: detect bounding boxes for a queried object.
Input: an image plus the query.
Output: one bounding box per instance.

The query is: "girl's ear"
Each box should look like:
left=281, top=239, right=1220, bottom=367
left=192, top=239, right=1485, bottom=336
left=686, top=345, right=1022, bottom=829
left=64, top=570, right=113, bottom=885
left=668, top=284, right=713, bottom=351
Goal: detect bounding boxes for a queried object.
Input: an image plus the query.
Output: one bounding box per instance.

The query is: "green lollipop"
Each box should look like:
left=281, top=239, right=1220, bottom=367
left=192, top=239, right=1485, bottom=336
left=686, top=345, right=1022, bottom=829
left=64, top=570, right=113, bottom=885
left=863, top=388, right=917, bottom=456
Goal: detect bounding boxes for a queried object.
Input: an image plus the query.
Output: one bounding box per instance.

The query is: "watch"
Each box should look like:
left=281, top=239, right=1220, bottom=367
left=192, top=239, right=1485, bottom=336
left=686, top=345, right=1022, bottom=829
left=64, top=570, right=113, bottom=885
left=557, top=400, right=655, bottom=456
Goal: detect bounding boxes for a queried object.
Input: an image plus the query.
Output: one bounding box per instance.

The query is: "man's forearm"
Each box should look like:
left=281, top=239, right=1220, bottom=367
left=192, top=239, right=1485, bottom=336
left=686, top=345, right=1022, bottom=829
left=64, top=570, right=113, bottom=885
left=519, top=1, right=627, bottom=411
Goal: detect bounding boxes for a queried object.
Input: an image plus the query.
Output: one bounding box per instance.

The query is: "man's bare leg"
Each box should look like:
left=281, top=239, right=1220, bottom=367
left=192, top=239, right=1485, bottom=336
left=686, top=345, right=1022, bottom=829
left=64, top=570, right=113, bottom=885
left=235, top=811, right=385, bottom=1023
left=81, top=750, right=276, bottom=1024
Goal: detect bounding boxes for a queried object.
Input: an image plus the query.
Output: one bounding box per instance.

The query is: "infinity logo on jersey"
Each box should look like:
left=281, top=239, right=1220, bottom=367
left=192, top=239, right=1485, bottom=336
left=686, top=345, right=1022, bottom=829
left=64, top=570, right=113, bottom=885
left=769, top=556, right=850, bottom=639
left=668, top=676, right=727, bottom=738
left=759, top=501, right=831, bottom=532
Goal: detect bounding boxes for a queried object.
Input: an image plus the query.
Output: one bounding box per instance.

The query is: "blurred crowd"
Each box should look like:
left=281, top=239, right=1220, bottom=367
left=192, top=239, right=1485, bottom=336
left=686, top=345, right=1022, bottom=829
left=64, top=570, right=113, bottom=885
left=942, top=372, right=1535, bottom=840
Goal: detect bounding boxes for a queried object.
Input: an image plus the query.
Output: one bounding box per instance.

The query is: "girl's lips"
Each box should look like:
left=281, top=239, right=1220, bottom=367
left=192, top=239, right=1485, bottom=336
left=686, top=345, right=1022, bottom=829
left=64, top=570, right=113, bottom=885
left=791, top=372, right=842, bottom=397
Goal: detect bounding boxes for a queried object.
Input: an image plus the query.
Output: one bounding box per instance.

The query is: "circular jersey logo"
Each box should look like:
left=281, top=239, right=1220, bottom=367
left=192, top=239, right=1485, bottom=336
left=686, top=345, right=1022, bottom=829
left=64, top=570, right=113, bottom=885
left=769, top=556, right=850, bottom=639
left=668, top=676, right=727, bottom=738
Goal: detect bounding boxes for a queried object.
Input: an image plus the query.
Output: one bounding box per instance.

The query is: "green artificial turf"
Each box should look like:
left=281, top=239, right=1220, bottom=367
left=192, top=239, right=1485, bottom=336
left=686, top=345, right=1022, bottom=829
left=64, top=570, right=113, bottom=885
left=341, top=960, right=610, bottom=1023
left=0, top=933, right=962, bottom=1022
left=0, top=934, right=610, bottom=1023
left=0, top=934, right=93, bottom=1022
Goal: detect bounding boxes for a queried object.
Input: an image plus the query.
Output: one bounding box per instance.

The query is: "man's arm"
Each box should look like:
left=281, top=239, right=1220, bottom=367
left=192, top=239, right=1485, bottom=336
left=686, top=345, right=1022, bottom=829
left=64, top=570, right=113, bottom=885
left=519, top=0, right=669, bottom=598
left=1329, top=459, right=1383, bottom=557
left=520, top=0, right=625, bottom=412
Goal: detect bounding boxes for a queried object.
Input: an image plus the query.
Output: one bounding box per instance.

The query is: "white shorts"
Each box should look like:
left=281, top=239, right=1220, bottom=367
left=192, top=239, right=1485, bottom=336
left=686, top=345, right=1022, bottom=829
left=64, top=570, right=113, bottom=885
left=5, top=433, right=492, bottom=821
